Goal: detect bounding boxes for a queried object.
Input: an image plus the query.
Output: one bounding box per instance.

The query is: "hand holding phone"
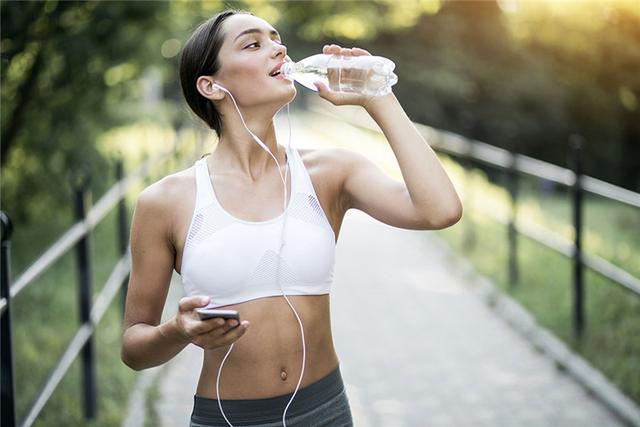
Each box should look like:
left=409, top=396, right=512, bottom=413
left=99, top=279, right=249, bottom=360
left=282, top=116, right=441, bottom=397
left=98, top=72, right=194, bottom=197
left=195, top=308, right=240, bottom=323
left=176, top=297, right=248, bottom=349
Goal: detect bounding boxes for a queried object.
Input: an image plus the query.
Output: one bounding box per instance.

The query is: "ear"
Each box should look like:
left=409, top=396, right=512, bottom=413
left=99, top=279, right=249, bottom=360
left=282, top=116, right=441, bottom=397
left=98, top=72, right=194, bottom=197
left=196, top=76, right=225, bottom=101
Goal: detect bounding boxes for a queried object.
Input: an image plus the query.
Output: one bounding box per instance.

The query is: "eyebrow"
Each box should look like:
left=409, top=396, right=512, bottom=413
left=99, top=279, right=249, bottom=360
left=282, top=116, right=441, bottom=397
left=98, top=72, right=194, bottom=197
left=233, top=28, right=281, bottom=42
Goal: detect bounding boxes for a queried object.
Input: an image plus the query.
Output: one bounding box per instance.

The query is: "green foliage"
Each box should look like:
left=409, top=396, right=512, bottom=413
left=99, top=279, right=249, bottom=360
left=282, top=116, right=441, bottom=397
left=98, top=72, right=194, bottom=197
left=437, top=163, right=640, bottom=404
left=319, top=112, right=640, bottom=404
left=2, top=1, right=639, bottom=420
left=503, top=0, right=640, bottom=189
left=11, top=208, right=137, bottom=426
left=6, top=123, right=196, bottom=426
left=3, top=0, right=638, bottom=231
left=231, top=0, right=639, bottom=189
left=1, top=1, right=174, bottom=223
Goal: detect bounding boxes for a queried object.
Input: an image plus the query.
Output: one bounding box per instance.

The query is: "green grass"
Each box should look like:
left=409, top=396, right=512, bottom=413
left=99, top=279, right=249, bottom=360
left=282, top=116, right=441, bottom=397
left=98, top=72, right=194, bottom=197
left=437, top=165, right=640, bottom=405
left=7, top=123, right=201, bottom=426
left=11, top=208, right=138, bottom=426
left=303, top=110, right=640, bottom=405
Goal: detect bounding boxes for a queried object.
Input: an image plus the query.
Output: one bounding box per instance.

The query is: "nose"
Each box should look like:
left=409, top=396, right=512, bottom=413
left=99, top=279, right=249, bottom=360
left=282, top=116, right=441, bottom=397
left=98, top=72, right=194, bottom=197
left=272, top=40, right=287, bottom=58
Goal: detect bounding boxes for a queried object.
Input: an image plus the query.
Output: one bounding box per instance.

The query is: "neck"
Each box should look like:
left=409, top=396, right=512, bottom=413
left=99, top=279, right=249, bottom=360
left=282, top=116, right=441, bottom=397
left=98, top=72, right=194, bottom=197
left=211, top=91, right=290, bottom=181
left=212, top=118, right=287, bottom=182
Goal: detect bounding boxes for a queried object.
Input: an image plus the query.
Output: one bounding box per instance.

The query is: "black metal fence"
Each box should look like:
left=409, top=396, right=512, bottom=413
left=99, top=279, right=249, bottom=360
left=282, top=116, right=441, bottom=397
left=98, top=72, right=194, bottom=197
left=0, top=131, right=197, bottom=426
left=312, top=103, right=640, bottom=339
left=2, top=109, right=638, bottom=424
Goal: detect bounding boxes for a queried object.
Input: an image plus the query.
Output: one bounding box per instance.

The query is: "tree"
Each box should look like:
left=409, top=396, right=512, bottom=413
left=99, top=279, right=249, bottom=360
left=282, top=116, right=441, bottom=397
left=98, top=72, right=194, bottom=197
left=1, top=1, right=172, bottom=220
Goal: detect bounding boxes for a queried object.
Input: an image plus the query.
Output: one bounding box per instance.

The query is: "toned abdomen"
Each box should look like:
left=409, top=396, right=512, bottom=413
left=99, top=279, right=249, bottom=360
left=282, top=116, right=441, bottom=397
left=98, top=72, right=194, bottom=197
left=196, top=294, right=339, bottom=399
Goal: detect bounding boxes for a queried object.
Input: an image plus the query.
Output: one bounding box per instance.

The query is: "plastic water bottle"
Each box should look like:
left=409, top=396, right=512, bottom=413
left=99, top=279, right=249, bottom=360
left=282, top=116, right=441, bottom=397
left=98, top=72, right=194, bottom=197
left=280, top=54, right=398, bottom=97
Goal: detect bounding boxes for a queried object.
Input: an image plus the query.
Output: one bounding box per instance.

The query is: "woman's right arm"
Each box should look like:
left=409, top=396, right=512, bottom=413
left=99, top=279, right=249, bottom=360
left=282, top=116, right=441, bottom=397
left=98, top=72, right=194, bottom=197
left=120, top=181, right=249, bottom=371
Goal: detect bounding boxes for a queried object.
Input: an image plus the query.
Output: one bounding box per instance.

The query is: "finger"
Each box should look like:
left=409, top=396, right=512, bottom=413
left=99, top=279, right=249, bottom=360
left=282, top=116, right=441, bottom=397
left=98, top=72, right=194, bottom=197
left=179, top=295, right=210, bottom=313
left=200, top=317, right=228, bottom=333
left=313, top=80, right=329, bottom=94
left=195, top=320, right=249, bottom=349
left=221, top=319, right=240, bottom=334
left=185, top=317, right=225, bottom=337
left=216, top=321, right=250, bottom=346
left=351, top=47, right=371, bottom=56
left=340, top=47, right=351, bottom=56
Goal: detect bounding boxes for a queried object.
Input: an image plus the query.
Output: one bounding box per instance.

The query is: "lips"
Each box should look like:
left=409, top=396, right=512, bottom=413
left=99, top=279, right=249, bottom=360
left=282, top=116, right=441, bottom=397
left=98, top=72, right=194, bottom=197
left=269, top=62, right=286, bottom=77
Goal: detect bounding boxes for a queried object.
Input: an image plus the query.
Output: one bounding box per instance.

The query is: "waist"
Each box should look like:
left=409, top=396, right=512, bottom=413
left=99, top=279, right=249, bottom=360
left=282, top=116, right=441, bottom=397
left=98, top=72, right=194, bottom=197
left=196, top=295, right=338, bottom=399
left=192, top=364, right=345, bottom=425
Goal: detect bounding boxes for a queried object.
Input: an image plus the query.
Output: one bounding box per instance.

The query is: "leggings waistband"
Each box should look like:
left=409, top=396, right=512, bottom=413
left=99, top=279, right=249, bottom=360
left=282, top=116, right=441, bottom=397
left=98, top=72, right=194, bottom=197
left=192, top=365, right=344, bottom=425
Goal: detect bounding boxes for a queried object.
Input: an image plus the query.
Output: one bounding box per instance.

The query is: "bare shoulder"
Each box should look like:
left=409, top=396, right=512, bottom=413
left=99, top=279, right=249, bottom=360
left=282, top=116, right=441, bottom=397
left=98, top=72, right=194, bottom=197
left=295, top=146, right=361, bottom=178
left=133, top=165, right=197, bottom=247
left=136, top=166, right=195, bottom=210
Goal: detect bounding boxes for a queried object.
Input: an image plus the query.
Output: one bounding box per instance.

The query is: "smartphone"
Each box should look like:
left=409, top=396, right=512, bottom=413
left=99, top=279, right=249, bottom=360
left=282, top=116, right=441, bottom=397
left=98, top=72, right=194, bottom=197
left=195, top=308, right=240, bottom=322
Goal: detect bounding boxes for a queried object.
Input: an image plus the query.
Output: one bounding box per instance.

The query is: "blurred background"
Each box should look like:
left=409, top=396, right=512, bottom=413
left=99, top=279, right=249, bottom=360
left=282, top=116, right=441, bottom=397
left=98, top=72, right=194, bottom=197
left=1, top=0, right=638, bottom=426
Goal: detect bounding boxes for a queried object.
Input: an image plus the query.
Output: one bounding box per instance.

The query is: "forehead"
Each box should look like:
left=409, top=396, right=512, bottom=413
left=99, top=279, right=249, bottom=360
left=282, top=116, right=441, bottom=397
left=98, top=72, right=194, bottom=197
left=222, top=14, right=277, bottom=41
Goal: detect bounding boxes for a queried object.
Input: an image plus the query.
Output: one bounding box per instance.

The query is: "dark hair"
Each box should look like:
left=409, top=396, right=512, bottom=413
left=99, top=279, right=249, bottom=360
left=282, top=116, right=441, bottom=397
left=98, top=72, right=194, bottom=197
left=180, top=9, right=252, bottom=136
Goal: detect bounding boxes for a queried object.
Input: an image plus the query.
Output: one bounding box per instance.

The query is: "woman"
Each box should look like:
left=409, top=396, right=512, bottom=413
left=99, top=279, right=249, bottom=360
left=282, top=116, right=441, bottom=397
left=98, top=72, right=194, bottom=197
left=121, top=9, right=462, bottom=427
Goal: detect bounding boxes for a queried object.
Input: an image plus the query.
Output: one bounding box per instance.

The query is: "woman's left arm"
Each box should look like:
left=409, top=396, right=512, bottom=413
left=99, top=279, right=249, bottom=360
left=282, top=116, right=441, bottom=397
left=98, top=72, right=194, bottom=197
left=361, top=93, right=462, bottom=229
left=315, top=45, right=463, bottom=230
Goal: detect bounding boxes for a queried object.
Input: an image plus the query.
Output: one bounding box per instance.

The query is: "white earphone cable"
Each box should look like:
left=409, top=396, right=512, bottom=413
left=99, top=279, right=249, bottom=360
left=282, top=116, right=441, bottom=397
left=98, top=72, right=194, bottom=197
left=278, top=102, right=306, bottom=427
left=216, top=342, right=235, bottom=427
left=212, top=86, right=304, bottom=427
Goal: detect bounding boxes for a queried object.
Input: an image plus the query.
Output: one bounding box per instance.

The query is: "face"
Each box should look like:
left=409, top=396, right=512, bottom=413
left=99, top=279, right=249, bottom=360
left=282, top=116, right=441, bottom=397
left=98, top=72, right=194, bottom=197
left=213, top=14, right=296, bottom=108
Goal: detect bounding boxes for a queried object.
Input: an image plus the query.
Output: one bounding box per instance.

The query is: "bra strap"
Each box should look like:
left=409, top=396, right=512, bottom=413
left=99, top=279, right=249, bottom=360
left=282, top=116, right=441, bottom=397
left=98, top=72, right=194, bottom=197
left=194, top=158, right=215, bottom=210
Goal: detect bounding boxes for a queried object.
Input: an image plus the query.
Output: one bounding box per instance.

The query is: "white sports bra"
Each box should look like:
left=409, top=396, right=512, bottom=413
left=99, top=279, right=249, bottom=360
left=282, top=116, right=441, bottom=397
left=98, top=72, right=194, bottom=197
left=180, top=144, right=336, bottom=308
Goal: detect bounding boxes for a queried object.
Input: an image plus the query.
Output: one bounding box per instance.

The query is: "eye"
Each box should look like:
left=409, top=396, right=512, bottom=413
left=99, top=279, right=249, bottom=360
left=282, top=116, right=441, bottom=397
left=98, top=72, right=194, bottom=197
left=243, top=39, right=283, bottom=50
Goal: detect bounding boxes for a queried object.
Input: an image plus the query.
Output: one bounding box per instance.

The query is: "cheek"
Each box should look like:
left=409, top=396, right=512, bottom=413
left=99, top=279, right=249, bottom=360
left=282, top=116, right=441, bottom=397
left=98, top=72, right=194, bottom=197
left=227, top=58, right=265, bottom=82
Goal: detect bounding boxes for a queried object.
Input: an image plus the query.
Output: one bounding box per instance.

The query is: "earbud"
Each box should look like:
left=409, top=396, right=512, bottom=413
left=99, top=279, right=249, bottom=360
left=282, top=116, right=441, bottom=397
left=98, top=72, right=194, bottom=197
left=212, top=82, right=228, bottom=93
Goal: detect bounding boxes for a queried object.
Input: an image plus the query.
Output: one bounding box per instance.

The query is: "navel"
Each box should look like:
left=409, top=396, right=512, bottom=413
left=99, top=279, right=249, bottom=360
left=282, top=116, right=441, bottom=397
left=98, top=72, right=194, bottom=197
left=280, top=368, right=288, bottom=381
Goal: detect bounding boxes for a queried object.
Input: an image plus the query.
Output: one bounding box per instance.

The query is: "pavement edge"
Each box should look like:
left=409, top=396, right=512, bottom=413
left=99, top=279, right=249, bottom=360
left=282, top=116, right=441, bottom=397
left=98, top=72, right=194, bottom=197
left=432, top=234, right=640, bottom=427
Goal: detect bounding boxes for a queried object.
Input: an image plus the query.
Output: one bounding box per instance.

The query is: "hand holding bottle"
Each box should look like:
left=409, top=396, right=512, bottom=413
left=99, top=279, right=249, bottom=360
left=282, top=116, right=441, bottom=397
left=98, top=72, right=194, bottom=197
left=313, top=44, right=394, bottom=109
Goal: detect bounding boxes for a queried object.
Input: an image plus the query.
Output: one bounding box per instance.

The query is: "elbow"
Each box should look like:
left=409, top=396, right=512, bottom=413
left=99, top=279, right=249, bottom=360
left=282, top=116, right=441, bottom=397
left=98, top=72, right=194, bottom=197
left=444, top=202, right=463, bottom=227
left=440, top=194, right=464, bottom=227
left=121, top=349, right=153, bottom=371
left=121, top=346, right=144, bottom=371
left=419, top=201, right=463, bottom=230
left=120, top=330, right=149, bottom=371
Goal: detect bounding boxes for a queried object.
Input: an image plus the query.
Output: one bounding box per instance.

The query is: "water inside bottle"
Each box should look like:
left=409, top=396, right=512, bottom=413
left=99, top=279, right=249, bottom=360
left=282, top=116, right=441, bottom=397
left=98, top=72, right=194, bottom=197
left=284, top=65, right=327, bottom=92
left=286, top=65, right=383, bottom=95
left=283, top=54, right=397, bottom=96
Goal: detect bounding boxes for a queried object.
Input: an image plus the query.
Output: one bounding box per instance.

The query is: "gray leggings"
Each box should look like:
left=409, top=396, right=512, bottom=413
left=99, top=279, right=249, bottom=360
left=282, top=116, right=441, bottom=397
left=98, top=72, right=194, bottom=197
left=190, top=366, right=353, bottom=427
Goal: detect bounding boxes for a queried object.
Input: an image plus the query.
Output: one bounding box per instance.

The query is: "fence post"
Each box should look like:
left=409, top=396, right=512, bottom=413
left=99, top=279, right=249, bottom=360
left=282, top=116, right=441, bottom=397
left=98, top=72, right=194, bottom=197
left=1, top=211, right=16, bottom=427
left=73, top=174, right=97, bottom=420
left=461, top=141, right=476, bottom=253
left=507, top=150, right=519, bottom=289
left=569, top=135, right=585, bottom=338
left=116, top=160, right=129, bottom=318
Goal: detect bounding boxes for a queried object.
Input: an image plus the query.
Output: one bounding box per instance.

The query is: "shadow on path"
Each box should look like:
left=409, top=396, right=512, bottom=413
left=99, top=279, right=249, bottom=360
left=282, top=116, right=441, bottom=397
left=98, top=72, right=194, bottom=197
left=124, top=211, right=624, bottom=427
left=122, top=111, right=627, bottom=426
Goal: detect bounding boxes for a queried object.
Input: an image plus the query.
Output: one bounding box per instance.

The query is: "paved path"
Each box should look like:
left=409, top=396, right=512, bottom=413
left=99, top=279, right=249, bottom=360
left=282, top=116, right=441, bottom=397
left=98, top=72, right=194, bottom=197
left=140, top=210, right=623, bottom=427
left=331, top=211, right=623, bottom=427
left=124, top=110, right=627, bottom=426
left=125, top=111, right=622, bottom=427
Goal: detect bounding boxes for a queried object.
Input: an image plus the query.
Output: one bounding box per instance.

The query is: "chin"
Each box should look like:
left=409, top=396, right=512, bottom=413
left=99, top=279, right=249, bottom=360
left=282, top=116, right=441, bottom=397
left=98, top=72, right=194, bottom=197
left=273, top=84, right=296, bottom=108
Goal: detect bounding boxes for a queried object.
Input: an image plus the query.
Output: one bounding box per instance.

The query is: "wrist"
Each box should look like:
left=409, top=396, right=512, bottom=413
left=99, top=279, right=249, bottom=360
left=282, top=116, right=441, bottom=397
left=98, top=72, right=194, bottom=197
left=159, top=316, right=190, bottom=345
left=363, top=92, right=398, bottom=114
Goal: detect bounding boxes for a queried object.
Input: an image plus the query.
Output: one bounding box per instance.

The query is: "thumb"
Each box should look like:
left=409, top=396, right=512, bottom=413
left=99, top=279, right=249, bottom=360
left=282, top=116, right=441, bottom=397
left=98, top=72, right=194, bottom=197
left=179, top=295, right=210, bottom=313
left=313, top=80, right=329, bottom=94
